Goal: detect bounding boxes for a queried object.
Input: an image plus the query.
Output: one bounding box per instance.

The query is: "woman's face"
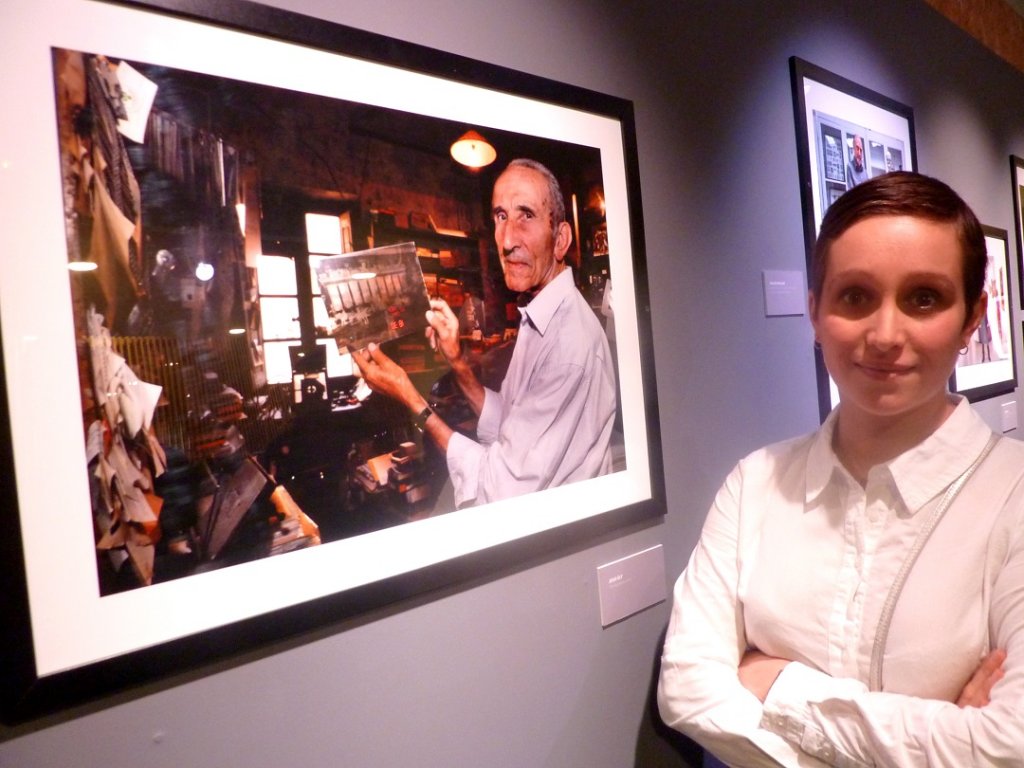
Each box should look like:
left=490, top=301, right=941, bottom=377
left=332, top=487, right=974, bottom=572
left=810, top=215, right=985, bottom=423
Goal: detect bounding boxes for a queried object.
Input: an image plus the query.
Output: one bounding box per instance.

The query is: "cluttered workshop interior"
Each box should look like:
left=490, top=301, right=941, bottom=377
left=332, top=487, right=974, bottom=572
left=51, top=48, right=615, bottom=593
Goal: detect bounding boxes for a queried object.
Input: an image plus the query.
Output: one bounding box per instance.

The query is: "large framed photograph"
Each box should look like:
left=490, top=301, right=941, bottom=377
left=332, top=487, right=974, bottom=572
left=790, top=57, right=918, bottom=420
left=951, top=225, right=1017, bottom=401
left=0, top=0, right=662, bottom=720
left=1011, top=155, right=1024, bottom=308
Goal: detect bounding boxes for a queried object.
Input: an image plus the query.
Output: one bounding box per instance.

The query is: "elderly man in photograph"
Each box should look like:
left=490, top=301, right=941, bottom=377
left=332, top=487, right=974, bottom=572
left=353, top=158, right=617, bottom=508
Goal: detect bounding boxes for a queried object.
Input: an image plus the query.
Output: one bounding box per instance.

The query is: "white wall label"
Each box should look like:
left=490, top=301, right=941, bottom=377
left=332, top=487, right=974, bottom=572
left=596, top=544, right=666, bottom=627
left=762, top=269, right=806, bottom=317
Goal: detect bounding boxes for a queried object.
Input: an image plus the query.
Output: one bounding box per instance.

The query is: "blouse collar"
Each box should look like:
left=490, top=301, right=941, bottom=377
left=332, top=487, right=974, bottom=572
left=806, top=396, right=994, bottom=513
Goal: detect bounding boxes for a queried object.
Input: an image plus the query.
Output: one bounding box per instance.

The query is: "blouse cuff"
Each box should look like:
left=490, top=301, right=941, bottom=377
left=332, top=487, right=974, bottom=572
left=760, top=663, right=870, bottom=768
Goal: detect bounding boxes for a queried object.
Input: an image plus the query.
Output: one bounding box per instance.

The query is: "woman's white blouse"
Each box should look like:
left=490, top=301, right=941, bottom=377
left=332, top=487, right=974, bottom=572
left=658, top=397, right=1024, bottom=767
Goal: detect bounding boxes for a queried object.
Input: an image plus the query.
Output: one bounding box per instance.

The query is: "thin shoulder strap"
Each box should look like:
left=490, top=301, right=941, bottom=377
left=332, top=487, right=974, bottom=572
left=868, top=432, right=1000, bottom=692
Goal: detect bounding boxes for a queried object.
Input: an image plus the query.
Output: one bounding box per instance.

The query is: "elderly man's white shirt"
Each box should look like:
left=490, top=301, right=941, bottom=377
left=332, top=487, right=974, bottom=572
left=446, top=268, right=615, bottom=508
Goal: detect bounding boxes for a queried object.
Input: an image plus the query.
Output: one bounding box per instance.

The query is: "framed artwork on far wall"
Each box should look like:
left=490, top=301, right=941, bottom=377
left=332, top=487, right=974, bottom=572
left=1011, top=155, right=1024, bottom=307
left=0, top=0, right=663, bottom=722
left=789, top=56, right=918, bottom=420
left=951, top=225, right=1018, bottom=401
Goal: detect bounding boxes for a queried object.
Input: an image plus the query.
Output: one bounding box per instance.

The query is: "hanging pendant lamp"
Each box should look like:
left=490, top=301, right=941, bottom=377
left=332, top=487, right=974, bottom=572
left=450, top=130, right=496, bottom=169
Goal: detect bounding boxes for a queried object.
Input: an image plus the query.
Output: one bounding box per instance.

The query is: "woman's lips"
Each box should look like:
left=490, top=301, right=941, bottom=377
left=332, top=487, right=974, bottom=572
left=857, top=361, right=913, bottom=378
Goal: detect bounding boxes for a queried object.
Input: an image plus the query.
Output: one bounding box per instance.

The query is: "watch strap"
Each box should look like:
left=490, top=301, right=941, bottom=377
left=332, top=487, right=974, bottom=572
left=413, top=404, right=433, bottom=432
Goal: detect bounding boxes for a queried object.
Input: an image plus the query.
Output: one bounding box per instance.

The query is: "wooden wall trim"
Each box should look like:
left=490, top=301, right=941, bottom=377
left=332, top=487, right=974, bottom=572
left=921, top=0, right=1024, bottom=74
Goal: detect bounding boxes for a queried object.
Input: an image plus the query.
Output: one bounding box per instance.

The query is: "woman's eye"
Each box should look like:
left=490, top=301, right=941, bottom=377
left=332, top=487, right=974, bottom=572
left=908, top=289, right=940, bottom=311
left=839, top=287, right=867, bottom=306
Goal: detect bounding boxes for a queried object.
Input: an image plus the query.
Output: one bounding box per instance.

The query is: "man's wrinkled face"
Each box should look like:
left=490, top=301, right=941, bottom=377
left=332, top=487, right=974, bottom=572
left=492, top=166, right=569, bottom=295
left=852, top=137, right=865, bottom=171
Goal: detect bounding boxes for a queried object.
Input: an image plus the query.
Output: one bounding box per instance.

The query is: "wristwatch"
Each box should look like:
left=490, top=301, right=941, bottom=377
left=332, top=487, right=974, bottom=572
left=413, top=404, right=434, bottom=432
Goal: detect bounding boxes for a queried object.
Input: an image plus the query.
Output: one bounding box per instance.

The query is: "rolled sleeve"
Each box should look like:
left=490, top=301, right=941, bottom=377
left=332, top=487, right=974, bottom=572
left=446, top=431, right=484, bottom=509
left=475, top=387, right=501, bottom=445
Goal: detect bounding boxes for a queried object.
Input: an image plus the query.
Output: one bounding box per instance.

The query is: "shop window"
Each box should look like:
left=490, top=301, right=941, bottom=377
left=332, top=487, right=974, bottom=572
left=256, top=254, right=299, bottom=384
left=257, top=212, right=354, bottom=384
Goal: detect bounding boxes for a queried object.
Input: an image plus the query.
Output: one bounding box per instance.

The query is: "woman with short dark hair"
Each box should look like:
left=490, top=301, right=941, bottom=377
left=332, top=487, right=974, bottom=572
left=658, top=172, right=1024, bottom=766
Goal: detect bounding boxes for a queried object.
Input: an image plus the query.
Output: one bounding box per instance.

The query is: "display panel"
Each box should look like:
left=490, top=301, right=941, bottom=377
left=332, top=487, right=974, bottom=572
left=1011, top=155, right=1024, bottom=308
left=790, top=56, right=918, bottom=420
left=951, top=225, right=1018, bottom=401
left=0, top=0, right=662, bottom=720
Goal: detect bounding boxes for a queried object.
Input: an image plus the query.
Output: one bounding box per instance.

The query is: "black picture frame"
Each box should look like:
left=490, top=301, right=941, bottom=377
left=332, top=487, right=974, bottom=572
left=789, top=56, right=918, bottom=421
left=1011, top=155, right=1024, bottom=308
left=950, top=224, right=1018, bottom=401
left=0, top=0, right=663, bottom=722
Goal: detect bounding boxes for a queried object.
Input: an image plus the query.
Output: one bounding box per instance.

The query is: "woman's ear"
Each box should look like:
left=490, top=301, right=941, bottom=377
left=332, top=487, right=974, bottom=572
left=808, top=290, right=821, bottom=331
left=808, top=291, right=825, bottom=351
left=962, top=291, right=988, bottom=348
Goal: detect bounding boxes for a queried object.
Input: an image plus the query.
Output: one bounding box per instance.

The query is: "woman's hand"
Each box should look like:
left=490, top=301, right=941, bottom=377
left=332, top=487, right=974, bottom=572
left=738, top=649, right=791, bottom=703
left=956, top=649, right=1007, bottom=708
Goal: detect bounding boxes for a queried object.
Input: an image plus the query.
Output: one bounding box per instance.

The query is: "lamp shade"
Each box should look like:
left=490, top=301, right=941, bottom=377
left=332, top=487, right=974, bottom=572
left=450, top=130, right=496, bottom=168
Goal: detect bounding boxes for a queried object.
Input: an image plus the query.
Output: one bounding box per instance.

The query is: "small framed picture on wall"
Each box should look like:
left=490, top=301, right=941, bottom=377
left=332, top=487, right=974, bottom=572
left=790, top=56, right=918, bottom=420
left=951, top=225, right=1018, bottom=401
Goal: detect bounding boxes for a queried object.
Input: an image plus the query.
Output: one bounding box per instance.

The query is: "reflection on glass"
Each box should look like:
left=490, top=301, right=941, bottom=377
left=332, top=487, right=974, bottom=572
left=256, top=254, right=297, bottom=295
left=260, top=297, right=300, bottom=340
left=263, top=340, right=299, bottom=384
left=305, top=213, right=343, bottom=255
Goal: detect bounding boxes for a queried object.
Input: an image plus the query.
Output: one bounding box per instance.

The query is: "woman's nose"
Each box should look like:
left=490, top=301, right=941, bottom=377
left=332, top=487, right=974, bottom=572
left=866, top=303, right=905, bottom=350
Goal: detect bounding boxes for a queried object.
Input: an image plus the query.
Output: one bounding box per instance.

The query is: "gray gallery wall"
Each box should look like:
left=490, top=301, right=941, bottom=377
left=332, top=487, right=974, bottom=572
left=3, top=1, right=1024, bottom=766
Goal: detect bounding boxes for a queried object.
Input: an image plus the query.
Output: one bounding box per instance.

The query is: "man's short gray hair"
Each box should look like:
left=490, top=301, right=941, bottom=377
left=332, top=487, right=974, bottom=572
left=505, top=158, right=566, bottom=233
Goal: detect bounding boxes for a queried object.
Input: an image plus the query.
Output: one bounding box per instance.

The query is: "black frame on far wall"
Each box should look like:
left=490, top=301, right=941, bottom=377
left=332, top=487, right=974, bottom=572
left=0, top=0, right=663, bottom=722
left=950, top=224, right=1018, bottom=402
left=1011, top=156, right=1024, bottom=308
left=789, top=56, right=918, bottom=421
